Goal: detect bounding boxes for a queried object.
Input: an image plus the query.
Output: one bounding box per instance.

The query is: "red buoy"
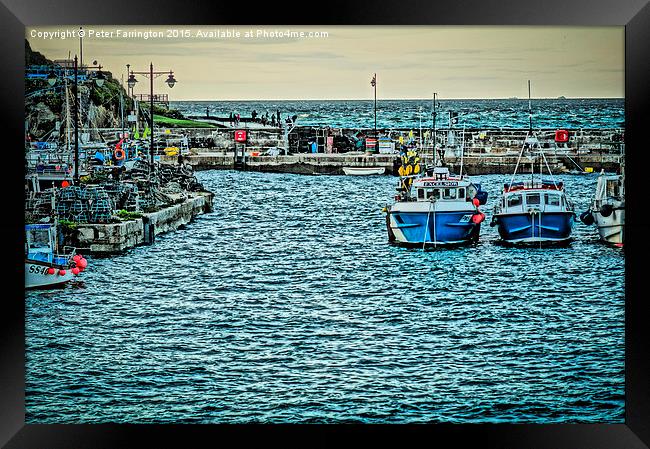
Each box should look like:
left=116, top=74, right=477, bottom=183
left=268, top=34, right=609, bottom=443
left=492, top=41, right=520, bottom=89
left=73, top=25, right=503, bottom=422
left=472, top=213, right=485, bottom=224
left=47, top=267, right=55, bottom=275
left=72, top=267, right=81, bottom=275
left=62, top=180, right=70, bottom=188
left=472, top=198, right=480, bottom=207
left=59, top=269, right=67, bottom=276
left=73, top=255, right=81, bottom=263
left=78, top=258, right=88, bottom=268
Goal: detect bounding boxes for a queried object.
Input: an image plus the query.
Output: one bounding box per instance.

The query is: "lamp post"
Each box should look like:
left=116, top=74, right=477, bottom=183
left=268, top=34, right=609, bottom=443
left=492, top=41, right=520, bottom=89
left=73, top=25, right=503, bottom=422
left=127, top=63, right=177, bottom=167
left=48, top=56, right=105, bottom=184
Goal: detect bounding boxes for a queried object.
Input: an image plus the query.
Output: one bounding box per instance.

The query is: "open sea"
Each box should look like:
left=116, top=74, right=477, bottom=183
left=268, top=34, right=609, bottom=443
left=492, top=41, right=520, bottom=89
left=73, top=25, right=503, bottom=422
left=25, top=171, right=625, bottom=423
left=172, top=98, right=624, bottom=129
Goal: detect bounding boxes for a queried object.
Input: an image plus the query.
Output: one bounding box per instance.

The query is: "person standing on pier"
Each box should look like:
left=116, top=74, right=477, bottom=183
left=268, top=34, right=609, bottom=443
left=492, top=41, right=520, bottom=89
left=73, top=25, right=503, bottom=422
left=252, top=110, right=258, bottom=121
left=271, top=113, right=276, bottom=127
left=277, top=109, right=281, bottom=123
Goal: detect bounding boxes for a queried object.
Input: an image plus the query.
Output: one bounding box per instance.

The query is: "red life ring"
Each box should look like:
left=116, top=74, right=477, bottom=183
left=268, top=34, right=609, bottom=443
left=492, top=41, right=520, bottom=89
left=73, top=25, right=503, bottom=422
left=555, top=129, right=569, bottom=143
left=114, top=148, right=126, bottom=160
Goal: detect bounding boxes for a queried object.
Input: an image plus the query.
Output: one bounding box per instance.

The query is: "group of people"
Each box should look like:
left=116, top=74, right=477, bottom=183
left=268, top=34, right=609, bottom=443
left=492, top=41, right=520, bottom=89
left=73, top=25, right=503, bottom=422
left=251, top=109, right=282, bottom=127
left=205, top=107, right=296, bottom=128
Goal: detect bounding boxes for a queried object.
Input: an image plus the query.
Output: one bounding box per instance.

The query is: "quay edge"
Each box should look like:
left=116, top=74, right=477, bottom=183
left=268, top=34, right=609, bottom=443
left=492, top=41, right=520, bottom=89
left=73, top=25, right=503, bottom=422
left=162, top=153, right=622, bottom=176
left=67, top=191, right=214, bottom=254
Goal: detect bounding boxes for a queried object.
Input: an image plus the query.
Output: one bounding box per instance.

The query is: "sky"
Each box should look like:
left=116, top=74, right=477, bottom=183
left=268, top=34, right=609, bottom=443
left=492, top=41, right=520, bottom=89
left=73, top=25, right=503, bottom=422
left=26, top=26, right=624, bottom=100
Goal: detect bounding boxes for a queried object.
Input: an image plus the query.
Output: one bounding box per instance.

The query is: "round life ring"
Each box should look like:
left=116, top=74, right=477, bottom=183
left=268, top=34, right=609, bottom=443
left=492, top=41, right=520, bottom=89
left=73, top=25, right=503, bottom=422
left=114, top=148, right=126, bottom=160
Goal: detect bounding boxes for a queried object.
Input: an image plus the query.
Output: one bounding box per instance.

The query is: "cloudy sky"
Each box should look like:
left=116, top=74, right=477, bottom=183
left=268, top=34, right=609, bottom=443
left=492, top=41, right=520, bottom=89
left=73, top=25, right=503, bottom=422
left=26, top=26, right=624, bottom=100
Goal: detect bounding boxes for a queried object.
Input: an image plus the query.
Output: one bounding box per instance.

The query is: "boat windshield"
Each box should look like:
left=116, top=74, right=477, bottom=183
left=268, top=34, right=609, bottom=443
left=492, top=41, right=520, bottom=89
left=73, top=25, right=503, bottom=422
left=526, top=193, right=541, bottom=206
left=417, top=187, right=466, bottom=201
left=27, top=229, right=52, bottom=252
left=507, top=194, right=522, bottom=207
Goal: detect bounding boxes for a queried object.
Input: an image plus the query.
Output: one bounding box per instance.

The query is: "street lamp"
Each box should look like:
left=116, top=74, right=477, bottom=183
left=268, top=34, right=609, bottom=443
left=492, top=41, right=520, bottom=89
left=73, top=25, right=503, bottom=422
left=127, top=73, right=138, bottom=90
left=128, top=63, right=177, bottom=168
left=166, top=72, right=177, bottom=88
left=47, top=71, right=57, bottom=86
left=94, top=70, right=106, bottom=88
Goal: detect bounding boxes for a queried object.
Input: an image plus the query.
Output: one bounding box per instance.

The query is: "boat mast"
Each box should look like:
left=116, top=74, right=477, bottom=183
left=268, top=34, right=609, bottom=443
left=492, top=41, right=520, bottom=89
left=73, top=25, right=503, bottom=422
left=432, top=92, right=437, bottom=167
left=528, top=80, right=532, bottom=134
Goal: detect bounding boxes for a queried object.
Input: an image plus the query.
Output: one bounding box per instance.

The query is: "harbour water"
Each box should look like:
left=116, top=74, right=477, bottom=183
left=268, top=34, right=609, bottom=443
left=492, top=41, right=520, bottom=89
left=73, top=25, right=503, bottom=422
left=25, top=171, right=624, bottom=423
left=174, top=98, right=625, bottom=129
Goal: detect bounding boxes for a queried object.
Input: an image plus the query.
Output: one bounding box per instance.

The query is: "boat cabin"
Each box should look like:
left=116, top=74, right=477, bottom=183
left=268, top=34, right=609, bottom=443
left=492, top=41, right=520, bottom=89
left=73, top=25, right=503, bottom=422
left=25, top=224, right=68, bottom=266
left=500, top=183, right=570, bottom=214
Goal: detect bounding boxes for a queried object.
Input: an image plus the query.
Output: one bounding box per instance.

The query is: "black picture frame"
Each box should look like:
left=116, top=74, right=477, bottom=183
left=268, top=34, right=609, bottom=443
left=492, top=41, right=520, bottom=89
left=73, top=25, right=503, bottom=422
left=2, top=0, right=648, bottom=446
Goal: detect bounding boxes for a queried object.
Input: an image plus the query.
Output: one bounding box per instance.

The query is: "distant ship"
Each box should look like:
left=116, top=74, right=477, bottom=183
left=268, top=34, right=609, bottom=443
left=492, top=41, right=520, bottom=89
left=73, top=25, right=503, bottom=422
left=558, top=96, right=567, bottom=99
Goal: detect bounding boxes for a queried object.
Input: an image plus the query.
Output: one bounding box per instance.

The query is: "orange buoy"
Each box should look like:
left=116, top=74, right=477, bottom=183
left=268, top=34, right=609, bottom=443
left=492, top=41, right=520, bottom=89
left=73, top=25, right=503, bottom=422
left=114, top=148, right=126, bottom=160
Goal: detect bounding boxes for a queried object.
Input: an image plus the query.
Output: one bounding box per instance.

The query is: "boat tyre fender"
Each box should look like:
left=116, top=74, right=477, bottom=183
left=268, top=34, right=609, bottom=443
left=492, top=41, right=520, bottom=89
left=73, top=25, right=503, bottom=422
left=114, top=148, right=126, bottom=160
left=600, top=204, right=613, bottom=217
left=579, top=210, right=595, bottom=225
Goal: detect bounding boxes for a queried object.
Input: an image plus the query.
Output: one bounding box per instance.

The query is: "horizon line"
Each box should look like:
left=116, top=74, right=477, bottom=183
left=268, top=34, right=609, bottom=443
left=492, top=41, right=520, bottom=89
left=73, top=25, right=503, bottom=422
left=168, top=96, right=625, bottom=102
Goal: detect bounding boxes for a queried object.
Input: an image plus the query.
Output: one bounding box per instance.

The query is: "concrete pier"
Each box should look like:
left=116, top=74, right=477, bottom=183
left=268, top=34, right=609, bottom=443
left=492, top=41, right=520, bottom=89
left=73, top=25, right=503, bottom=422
left=71, top=192, right=213, bottom=254
left=164, top=151, right=621, bottom=175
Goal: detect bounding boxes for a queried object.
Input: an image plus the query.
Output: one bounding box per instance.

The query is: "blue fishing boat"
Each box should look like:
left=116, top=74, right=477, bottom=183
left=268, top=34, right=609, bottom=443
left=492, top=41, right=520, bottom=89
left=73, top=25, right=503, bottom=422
left=385, top=142, right=488, bottom=248
left=490, top=82, right=575, bottom=245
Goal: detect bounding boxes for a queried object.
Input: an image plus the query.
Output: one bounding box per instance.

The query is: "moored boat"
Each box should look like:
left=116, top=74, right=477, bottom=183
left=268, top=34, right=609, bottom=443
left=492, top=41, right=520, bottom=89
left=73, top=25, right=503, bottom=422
left=25, top=223, right=88, bottom=289
left=491, top=176, right=575, bottom=244
left=490, top=82, right=575, bottom=245
left=579, top=163, right=624, bottom=246
left=384, top=143, right=488, bottom=247
left=342, top=166, right=386, bottom=176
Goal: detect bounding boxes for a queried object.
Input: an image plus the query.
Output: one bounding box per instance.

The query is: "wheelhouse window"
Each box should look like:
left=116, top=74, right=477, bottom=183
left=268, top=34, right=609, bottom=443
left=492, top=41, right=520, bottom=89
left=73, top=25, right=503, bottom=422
left=545, top=194, right=560, bottom=206
left=418, top=188, right=425, bottom=200
left=507, top=194, right=522, bottom=207
left=442, top=188, right=457, bottom=200
left=28, top=230, right=51, bottom=250
left=426, top=189, right=441, bottom=200
left=607, top=180, right=619, bottom=197
left=458, top=187, right=465, bottom=199
left=526, top=193, right=541, bottom=206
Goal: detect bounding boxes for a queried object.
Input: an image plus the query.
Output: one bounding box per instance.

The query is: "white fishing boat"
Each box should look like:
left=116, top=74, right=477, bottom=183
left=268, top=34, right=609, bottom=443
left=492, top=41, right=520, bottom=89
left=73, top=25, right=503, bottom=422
left=342, top=166, right=386, bottom=176
left=580, top=161, right=624, bottom=246
left=25, top=223, right=88, bottom=289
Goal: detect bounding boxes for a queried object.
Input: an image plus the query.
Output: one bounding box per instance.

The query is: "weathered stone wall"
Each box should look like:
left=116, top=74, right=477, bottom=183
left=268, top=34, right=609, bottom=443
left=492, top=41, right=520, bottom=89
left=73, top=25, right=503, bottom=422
left=72, top=192, right=213, bottom=253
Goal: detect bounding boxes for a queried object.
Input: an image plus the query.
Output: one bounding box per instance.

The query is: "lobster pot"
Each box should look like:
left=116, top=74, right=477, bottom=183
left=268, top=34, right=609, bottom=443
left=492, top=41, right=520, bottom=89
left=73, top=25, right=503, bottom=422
left=55, top=201, right=71, bottom=220
left=89, top=198, right=113, bottom=224
left=69, top=199, right=88, bottom=223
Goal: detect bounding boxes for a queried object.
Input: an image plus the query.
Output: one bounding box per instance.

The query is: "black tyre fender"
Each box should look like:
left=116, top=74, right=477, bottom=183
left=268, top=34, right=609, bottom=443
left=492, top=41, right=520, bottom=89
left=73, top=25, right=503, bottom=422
left=600, top=204, right=613, bottom=217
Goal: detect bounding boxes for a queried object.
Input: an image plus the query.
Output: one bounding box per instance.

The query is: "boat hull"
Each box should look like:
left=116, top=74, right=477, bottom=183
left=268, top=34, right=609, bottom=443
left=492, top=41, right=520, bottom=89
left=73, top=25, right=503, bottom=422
left=388, top=209, right=480, bottom=246
left=25, top=261, right=73, bottom=289
left=494, top=211, right=574, bottom=244
left=594, top=207, right=624, bottom=245
left=342, top=167, right=385, bottom=176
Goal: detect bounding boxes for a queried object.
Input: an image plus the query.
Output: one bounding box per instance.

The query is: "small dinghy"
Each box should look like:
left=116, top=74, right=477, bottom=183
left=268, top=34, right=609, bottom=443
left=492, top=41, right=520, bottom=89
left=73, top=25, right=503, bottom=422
left=342, top=167, right=386, bottom=176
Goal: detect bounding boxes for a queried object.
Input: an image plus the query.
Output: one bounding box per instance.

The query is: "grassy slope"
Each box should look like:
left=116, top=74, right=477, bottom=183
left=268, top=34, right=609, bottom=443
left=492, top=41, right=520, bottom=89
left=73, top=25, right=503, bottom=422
left=153, top=114, right=216, bottom=128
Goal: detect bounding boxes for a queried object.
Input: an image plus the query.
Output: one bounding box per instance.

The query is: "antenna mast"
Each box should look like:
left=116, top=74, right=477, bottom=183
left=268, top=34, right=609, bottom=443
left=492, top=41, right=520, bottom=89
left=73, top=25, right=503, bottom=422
left=528, top=80, right=532, bottom=134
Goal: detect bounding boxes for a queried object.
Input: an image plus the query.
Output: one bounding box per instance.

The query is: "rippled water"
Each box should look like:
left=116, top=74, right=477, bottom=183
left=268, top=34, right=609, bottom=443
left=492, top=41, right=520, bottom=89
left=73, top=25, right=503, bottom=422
left=25, top=171, right=625, bottom=423
left=173, top=98, right=624, bottom=129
